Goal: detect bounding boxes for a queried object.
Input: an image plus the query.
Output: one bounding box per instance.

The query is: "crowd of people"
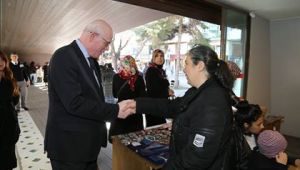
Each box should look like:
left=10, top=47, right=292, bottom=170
left=28, top=61, right=49, bottom=85
left=1, top=19, right=299, bottom=170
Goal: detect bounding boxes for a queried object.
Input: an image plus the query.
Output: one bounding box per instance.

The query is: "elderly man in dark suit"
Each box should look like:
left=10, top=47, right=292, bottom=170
left=44, top=19, right=134, bottom=170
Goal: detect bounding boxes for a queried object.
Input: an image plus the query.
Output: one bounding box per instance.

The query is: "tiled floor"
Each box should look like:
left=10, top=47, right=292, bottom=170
left=16, top=111, right=51, bottom=170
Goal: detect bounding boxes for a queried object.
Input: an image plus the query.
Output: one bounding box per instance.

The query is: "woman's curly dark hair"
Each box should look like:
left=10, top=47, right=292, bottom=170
left=234, top=100, right=263, bottom=133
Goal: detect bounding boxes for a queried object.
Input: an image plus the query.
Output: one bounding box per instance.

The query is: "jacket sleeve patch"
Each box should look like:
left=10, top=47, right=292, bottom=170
left=193, top=134, right=205, bottom=147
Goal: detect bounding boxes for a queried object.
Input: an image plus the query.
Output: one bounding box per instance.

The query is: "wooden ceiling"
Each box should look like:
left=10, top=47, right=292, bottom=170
left=0, top=0, right=170, bottom=57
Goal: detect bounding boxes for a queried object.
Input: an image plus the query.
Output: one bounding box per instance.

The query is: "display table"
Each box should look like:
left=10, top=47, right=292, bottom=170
left=112, top=125, right=170, bottom=170
left=259, top=106, right=284, bottom=131
left=112, top=137, right=163, bottom=170
left=264, top=115, right=284, bottom=131
left=111, top=115, right=286, bottom=170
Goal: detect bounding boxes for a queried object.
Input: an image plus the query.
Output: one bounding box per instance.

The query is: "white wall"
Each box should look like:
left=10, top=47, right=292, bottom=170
left=247, top=16, right=271, bottom=110
left=248, top=16, right=300, bottom=137
left=270, top=18, right=300, bottom=137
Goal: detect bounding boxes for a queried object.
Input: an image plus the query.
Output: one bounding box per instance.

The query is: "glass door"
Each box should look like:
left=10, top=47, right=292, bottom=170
left=221, top=8, right=249, bottom=98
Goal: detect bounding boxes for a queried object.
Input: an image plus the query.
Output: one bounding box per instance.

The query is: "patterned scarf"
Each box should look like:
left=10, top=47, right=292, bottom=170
left=227, top=61, right=242, bottom=79
left=118, top=55, right=138, bottom=91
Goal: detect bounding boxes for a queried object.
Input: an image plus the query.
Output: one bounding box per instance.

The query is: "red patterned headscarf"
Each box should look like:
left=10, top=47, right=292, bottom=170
left=227, top=61, right=242, bottom=79
left=118, top=55, right=138, bottom=91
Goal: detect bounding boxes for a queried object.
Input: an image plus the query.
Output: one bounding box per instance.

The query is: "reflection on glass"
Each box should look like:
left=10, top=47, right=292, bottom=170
left=224, top=9, right=248, bottom=97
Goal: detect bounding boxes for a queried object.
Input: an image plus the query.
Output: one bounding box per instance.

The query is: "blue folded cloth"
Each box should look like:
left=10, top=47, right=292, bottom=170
left=126, top=138, right=169, bottom=165
left=148, top=155, right=166, bottom=165
left=139, top=145, right=169, bottom=156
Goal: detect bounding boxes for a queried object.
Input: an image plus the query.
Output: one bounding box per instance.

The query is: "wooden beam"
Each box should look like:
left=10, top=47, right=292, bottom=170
left=113, top=0, right=222, bottom=24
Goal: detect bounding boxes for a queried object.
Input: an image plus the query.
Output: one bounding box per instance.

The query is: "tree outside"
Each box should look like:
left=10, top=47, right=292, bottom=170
left=105, top=15, right=221, bottom=91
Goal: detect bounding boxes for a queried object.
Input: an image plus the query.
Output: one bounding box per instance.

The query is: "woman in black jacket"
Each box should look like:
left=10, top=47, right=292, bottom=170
left=0, top=50, right=20, bottom=170
left=108, top=55, right=146, bottom=142
left=132, top=45, right=235, bottom=169
left=145, top=49, right=173, bottom=127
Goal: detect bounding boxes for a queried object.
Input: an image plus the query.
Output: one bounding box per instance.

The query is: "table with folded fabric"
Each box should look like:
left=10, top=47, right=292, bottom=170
left=112, top=125, right=171, bottom=170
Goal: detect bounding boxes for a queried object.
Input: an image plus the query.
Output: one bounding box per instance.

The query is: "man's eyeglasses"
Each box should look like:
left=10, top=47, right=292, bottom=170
left=89, top=31, right=111, bottom=47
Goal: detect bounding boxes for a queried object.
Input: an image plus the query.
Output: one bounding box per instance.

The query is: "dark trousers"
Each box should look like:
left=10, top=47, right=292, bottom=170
left=50, top=159, right=98, bottom=170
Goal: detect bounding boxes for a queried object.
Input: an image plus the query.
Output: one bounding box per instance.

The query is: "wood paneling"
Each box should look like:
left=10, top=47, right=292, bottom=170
left=114, top=0, right=222, bottom=24
left=0, top=0, right=170, bottom=57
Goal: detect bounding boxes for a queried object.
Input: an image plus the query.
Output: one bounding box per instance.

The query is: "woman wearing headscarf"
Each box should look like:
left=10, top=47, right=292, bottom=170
left=131, top=45, right=235, bottom=169
left=108, top=55, right=146, bottom=142
left=0, top=50, right=20, bottom=170
left=145, top=49, right=174, bottom=127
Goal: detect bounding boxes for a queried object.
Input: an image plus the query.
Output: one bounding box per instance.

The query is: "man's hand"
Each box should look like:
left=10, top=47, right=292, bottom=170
left=26, top=80, right=30, bottom=87
left=117, top=100, right=136, bottom=119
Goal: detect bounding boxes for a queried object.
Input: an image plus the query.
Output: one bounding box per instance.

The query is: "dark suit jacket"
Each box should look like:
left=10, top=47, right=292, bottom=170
left=44, top=41, right=119, bottom=162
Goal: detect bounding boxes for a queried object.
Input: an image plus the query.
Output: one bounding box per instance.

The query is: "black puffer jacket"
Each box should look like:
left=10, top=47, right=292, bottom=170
left=0, top=79, right=20, bottom=145
left=0, top=79, right=20, bottom=169
left=232, top=124, right=253, bottom=170
left=137, top=78, right=234, bottom=170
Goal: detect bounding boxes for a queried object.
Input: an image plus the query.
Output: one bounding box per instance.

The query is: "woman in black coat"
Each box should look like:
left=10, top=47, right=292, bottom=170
left=108, top=55, right=146, bottom=142
left=145, top=49, right=173, bottom=127
left=0, top=51, right=20, bottom=170
left=132, top=45, right=236, bottom=169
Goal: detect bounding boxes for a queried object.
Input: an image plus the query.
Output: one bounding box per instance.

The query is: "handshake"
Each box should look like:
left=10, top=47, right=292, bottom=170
left=117, top=99, right=137, bottom=119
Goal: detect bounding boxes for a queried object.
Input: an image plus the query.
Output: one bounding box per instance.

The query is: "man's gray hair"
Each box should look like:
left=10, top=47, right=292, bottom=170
left=83, top=20, right=107, bottom=34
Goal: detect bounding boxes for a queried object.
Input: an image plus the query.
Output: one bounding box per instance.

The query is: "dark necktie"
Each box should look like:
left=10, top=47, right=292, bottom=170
left=88, top=57, right=102, bottom=85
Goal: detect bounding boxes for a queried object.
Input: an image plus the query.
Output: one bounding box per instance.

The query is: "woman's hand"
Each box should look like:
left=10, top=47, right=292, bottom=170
left=168, top=88, right=175, bottom=97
